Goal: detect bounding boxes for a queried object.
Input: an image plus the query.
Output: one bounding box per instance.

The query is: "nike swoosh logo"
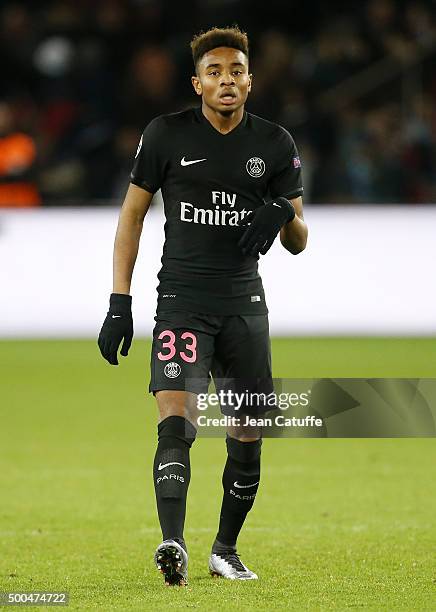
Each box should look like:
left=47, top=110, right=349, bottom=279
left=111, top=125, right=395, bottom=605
left=158, top=462, right=185, bottom=470
left=112, top=315, right=121, bottom=318
left=233, top=481, right=259, bottom=489
left=272, top=203, right=281, bottom=208
left=181, top=157, right=207, bottom=166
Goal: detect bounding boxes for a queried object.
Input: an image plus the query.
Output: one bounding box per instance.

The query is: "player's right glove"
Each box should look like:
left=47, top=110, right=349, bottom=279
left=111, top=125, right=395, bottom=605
left=98, top=293, right=133, bottom=366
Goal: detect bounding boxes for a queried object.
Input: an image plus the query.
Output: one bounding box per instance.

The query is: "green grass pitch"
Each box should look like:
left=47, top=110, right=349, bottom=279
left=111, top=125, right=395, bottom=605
left=0, top=338, right=435, bottom=610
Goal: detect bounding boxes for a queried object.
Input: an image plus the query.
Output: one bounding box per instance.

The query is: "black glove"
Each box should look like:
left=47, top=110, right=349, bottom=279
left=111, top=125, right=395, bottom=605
left=238, top=196, right=295, bottom=257
left=98, top=293, right=133, bottom=365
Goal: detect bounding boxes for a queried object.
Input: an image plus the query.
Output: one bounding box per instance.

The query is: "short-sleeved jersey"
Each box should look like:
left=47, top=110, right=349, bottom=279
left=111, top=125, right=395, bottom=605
left=131, top=107, right=303, bottom=315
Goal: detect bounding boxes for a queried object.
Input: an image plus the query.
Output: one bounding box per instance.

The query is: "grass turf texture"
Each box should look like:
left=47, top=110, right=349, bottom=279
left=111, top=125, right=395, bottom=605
left=0, top=338, right=435, bottom=610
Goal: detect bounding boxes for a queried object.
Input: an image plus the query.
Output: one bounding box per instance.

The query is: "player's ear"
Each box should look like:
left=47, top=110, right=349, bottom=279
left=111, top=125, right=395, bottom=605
left=191, top=75, right=202, bottom=96
left=247, top=73, right=253, bottom=93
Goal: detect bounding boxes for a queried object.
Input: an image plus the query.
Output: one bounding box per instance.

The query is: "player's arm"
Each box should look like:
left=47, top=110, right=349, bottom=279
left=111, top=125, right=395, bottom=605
left=113, top=183, right=153, bottom=294
left=279, top=196, right=308, bottom=255
left=114, top=116, right=166, bottom=293
left=98, top=183, right=153, bottom=365
left=98, top=117, right=165, bottom=365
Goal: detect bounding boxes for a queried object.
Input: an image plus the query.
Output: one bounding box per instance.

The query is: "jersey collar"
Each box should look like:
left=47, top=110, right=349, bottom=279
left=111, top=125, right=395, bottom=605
left=194, top=106, right=247, bottom=136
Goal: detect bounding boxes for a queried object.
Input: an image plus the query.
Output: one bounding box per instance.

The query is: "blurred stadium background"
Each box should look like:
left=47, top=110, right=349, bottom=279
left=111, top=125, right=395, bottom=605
left=0, top=0, right=435, bottom=205
left=0, top=0, right=435, bottom=608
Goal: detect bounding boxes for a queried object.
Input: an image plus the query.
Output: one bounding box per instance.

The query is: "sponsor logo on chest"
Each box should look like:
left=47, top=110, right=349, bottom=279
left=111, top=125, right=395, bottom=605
left=177, top=155, right=266, bottom=227
left=180, top=190, right=251, bottom=227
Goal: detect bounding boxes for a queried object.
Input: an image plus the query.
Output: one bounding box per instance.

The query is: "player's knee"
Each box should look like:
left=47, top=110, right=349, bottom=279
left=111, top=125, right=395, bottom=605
left=227, top=419, right=262, bottom=442
left=156, top=390, right=199, bottom=425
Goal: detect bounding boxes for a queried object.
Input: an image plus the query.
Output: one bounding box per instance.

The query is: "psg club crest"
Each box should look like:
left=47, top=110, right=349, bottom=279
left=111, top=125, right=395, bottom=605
left=246, top=157, right=265, bottom=178
left=164, top=362, right=181, bottom=378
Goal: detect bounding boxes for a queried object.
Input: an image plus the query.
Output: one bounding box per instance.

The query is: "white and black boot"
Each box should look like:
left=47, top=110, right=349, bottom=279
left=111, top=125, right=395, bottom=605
left=154, top=539, right=188, bottom=586
left=209, top=548, right=258, bottom=580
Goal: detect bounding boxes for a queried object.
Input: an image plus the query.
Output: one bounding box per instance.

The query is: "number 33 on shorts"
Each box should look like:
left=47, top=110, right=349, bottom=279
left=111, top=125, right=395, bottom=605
left=157, top=330, right=197, bottom=363
left=149, top=319, right=213, bottom=393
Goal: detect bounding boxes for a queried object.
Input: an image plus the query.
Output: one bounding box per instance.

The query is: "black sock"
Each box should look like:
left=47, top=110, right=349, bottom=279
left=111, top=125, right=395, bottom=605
left=213, top=436, right=262, bottom=551
left=153, top=416, right=196, bottom=543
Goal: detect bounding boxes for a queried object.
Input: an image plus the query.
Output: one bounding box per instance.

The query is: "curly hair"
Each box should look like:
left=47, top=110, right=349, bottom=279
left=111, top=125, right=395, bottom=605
left=190, top=26, right=249, bottom=71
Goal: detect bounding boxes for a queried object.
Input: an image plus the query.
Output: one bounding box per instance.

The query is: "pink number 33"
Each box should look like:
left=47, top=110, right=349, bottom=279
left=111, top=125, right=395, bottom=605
left=157, top=330, right=197, bottom=363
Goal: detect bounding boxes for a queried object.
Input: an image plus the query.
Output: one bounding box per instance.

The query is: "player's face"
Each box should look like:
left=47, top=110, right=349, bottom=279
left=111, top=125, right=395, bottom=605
left=192, top=47, right=252, bottom=113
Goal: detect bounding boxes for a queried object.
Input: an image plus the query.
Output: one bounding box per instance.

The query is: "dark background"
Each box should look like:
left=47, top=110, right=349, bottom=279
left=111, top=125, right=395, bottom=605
left=1, top=0, right=435, bottom=205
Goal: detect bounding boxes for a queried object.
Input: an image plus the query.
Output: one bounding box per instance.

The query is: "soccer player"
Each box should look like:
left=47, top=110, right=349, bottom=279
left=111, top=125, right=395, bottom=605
left=98, top=26, right=307, bottom=586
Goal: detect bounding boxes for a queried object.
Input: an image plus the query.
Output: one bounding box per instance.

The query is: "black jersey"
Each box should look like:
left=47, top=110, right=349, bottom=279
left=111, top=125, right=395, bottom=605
left=131, top=106, right=303, bottom=315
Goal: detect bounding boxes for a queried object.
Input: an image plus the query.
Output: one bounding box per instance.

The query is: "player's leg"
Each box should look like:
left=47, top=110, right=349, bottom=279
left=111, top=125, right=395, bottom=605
left=152, top=390, right=197, bottom=586
left=209, top=314, right=272, bottom=579
left=149, top=311, right=217, bottom=585
left=154, top=392, right=197, bottom=544
left=209, top=428, right=262, bottom=580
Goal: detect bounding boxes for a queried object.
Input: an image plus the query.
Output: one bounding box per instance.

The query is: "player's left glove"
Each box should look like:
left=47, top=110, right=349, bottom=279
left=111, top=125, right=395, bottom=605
left=238, top=196, right=295, bottom=257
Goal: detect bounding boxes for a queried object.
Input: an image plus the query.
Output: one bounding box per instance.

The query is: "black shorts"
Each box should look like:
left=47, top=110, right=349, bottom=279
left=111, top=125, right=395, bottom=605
left=149, top=310, right=273, bottom=415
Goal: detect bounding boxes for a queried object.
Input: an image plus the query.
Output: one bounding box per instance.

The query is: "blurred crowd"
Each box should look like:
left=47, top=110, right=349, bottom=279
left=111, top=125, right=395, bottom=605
left=0, top=0, right=435, bottom=206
